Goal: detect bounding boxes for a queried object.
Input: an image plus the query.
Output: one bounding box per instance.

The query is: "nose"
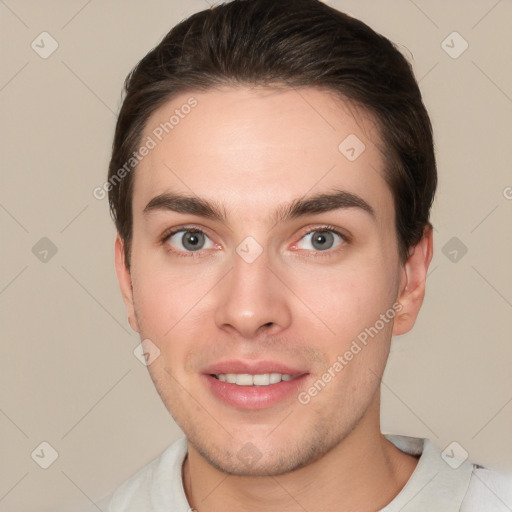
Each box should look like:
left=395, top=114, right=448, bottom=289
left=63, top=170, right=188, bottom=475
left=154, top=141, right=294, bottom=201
left=214, top=249, right=292, bottom=340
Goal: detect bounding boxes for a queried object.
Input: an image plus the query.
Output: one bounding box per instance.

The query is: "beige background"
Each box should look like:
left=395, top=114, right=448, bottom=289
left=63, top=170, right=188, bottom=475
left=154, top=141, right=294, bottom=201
left=1, top=0, right=511, bottom=510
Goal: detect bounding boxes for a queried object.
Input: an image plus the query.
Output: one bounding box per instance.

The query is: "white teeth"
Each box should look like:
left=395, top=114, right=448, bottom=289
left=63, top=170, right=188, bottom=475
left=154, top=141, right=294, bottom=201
left=253, top=374, right=270, bottom=385
left=236, top=374, right=254, bottom=386
left=269, top=373, right=282, bottom=384
left=214, top=373, right=296, bottom=386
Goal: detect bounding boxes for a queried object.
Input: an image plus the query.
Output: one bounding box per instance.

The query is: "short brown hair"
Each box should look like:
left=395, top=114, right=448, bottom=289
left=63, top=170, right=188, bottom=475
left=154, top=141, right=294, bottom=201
left=108, top=0, right=437, bottom=269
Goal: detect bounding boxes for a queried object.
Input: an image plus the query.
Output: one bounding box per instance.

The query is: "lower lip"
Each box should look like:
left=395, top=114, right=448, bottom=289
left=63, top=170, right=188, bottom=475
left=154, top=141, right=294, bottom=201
left=202, top=374, right=309, bottom=410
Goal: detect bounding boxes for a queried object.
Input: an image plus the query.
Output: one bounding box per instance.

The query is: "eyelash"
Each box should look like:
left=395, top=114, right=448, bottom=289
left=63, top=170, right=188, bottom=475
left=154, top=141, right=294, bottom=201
left=159, top=224, right=349, bottom=259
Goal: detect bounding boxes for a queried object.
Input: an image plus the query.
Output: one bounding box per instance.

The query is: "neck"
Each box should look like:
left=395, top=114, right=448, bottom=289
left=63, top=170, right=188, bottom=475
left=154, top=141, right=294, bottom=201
left=182, top=397, right=419, bottom=512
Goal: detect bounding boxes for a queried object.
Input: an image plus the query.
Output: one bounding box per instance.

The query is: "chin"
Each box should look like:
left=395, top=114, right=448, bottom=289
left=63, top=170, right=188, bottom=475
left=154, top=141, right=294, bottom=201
left=187, top=422, right=339, bottom=477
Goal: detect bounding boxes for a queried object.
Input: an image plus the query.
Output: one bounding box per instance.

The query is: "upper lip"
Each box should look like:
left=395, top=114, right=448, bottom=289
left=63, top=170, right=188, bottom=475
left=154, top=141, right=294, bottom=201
left=202, top=359, right=308, bottom=376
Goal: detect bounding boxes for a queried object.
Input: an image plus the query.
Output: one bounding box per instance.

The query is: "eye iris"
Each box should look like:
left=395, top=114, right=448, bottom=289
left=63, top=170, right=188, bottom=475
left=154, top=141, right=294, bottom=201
left=312, top=231, right=334, bottom=251
left=182, top=231, right=204, bottom=251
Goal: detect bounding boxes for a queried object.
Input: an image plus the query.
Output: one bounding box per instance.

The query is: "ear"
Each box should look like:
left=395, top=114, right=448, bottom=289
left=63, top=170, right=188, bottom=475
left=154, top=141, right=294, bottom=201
left=114, top=234, right=140, bottom=333
left=393, top=226, right=434, bottom=336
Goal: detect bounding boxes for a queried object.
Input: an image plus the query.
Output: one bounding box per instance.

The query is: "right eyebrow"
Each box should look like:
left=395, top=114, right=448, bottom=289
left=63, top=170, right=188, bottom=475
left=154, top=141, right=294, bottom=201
left=143, top=193, right=228, bottom=222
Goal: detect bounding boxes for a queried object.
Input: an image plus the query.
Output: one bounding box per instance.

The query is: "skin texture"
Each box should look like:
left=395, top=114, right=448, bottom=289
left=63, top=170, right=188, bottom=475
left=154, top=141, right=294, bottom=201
left=115, top=86, right=433, bottom=511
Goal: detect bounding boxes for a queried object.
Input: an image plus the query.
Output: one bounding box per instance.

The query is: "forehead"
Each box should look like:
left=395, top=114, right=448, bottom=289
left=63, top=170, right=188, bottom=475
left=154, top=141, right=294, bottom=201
left=132, top=86, right=392, bottom=222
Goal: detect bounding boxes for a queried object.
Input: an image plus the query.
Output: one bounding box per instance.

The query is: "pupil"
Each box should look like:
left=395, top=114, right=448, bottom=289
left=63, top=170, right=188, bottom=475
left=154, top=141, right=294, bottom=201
left=184, top=232, right=203, bottom=250
left=312, top=231, right=333, bottom=250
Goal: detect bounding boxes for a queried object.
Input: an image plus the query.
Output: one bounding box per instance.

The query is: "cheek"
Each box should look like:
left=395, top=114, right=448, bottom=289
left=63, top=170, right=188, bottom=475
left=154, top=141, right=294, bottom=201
left=289, top=257, right=398, bottom=344
left=130, top=244, right=213, bottom=339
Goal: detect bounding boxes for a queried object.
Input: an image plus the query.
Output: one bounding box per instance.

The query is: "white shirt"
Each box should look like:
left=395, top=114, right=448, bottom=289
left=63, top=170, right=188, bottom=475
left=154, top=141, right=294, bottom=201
left=106, top=434, right=512, bottom=511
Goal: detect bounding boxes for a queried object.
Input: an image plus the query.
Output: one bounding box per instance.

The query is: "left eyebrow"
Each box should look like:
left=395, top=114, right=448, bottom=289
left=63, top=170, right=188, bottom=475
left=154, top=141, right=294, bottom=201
left=142, top=188, right=375, bottom=225
left=274, top=188, right=375, bottom=225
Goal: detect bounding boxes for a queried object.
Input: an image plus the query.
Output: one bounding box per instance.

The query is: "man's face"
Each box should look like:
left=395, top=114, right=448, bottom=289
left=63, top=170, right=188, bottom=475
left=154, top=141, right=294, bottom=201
left=117, top=86, right=409, bottom=475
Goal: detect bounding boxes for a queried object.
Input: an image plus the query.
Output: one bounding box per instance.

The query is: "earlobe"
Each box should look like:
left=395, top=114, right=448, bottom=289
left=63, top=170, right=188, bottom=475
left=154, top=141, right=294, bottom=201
left=114, top=235, right=140, bottom=333
left=393, top=226, right=434, bottom=336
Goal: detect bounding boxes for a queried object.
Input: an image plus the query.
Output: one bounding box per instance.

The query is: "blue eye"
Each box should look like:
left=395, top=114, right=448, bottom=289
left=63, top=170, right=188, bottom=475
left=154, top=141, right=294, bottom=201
left=296, top=228, right=345, bottom=252
left=164, top=228, right=215, bottom=254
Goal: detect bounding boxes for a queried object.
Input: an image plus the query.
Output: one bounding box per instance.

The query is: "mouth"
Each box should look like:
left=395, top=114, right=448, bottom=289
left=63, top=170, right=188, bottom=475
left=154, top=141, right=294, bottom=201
left=201, top=360, right=309, bottom=410
left=210, top=373, right=300, bottom=386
